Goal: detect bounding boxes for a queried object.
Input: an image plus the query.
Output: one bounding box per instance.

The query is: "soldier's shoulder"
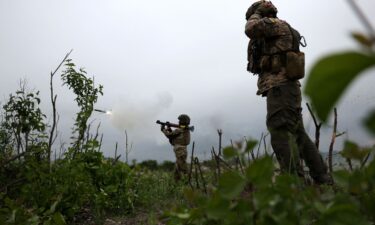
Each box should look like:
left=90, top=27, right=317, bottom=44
left=263, top=17, right=277, bottom=23
left=263, top=17, right=288, bottom=25
left=173, top=128, right=183, bottom=133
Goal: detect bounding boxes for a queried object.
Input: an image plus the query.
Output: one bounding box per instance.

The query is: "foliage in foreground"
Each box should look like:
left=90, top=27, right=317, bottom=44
left=0, top=58, right=138, bottom=224
left=165, top=152, right=375, bottom=225
left=304, top=18, right=375, bottom=134
left=0, top=150, right=137, bottom=225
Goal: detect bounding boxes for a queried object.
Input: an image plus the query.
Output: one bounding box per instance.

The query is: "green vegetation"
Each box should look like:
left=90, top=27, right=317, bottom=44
left=1, top=2, right=375, bottom=224
left=164, top=145, right=375, bottom=225
left=0, top=57, right=190, bottom=224
left=0, top=60, right=132, bottom=224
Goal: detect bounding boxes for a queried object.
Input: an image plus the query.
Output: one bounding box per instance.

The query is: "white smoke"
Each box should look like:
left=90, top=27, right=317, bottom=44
left=108, top=91, right=173, bottom=137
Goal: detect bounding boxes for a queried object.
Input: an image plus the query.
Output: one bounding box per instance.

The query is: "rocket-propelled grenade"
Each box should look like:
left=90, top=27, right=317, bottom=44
left=156, top=120, right=194, bottom=132
left=94, top=109, right=107, bottom=113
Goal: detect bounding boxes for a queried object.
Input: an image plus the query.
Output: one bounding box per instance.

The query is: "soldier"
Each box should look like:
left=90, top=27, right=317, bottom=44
left=161, top=114, right=191, bottom=181
left=245, top=1, right=332, bottom=184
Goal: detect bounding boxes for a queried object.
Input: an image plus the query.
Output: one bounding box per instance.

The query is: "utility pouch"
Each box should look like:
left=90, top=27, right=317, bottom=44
left=248, top=54, right=260, bottom=73
left=270, top=54, right=283, bottom=73
left=260, top=55, right=271, bottom=72
left=248, top=48, right=261, bottom=74
left=247, top=39, right=263, bottom=74
left=285, top=51, right=305, bottom=80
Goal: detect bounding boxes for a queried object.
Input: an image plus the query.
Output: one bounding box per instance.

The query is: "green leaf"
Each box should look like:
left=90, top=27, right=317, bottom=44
left=52, top=213, right=67, bottom=225
left=28, top=215, right=40, bottom=224
left=205, top=193, right=230, bottom=220
left=304, top=51, right=375, bottom=121
left=223, top=146, right=237, bottom=159
left=319, top=204, right=371, bottom=225
left=183, top=189, right=206, bottom=205
left=364, top=110, right=375, bottom=135
left=218, top=171, right=246, bottom=199
left=245, top=156, right=274, bottom=186
left=332, top=170, right=351, bottom=189
left=175, top=213, right=190, bottom=219
left=49, top=200, right=59, bottom=213
left=245, top=140, right=257, bottom=153
left=7, top=209, right=16, bottom=223
left=340, top=140, right=370, bottom=161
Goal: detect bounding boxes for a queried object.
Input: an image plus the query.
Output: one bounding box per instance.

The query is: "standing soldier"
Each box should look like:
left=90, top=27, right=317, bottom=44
left=161, top=114, right=191, bottom=181
left=245, top=1, right=332, bottom=184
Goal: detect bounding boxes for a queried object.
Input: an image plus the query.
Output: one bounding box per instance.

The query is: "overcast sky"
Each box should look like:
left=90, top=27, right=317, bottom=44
left=1, top=0, right=374, bottom=162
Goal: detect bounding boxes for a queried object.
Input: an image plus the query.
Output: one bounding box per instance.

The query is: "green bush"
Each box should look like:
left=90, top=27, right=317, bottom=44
left=0, top=59, right=138, bottom=224
left=165, top=156, right=375, bottom=225
left=159, top=160, right=175, bottom=171
left=139, top=160, right=158, bottom=171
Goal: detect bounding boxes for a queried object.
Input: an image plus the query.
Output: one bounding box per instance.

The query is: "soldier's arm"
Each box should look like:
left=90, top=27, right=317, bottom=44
left=245, top=14, right=265, bottom=39
left=162, top=128, right=182, bottom=139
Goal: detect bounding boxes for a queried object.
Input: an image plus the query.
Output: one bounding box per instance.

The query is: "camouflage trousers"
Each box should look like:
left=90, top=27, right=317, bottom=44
left=266, top=82, right=332, bottom=184
left=173, top=145, right=188, bottom=181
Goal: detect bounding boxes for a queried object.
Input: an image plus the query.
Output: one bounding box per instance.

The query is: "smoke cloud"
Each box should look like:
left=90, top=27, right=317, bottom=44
left=108, top=91, right=173, bottom=138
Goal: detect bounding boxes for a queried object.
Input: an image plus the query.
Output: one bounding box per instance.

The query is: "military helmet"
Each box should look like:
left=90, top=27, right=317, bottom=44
left=178, top=114, right=190, bottom=125
left=245, top=1, right=278, bottom=20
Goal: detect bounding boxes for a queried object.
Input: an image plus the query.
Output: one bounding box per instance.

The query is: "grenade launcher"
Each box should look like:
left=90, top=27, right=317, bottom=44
left=156, top=120, right=194, bottom=132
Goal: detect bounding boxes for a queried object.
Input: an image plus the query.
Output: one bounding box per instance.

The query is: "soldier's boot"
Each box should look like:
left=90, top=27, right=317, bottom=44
left=297, top=130, right=334, bottom=185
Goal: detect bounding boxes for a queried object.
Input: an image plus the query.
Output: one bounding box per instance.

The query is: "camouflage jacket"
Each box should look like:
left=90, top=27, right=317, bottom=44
left=245, top=14, right=299, bottom=96
left=162, top=127, right=190, bottom=146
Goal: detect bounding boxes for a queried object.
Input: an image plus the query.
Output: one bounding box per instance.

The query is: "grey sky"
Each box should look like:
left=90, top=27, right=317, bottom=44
left=1, top=0, right=374, bottom=162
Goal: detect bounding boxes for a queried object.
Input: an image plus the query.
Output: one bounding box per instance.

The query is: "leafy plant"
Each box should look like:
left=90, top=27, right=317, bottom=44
left=304, top=1, right=375, bottom=135
left=61, top=59, right=103, bottom=154
left=304, top=51, right=375, bottom=124
left=2, top=83, right=46, bottom=156
left=165, top=154, right=375, bottom=225
left=0, top=57, right=139, bottom=225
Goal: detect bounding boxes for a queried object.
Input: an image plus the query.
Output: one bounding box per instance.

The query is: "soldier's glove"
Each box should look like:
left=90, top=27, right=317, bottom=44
left=161, top=125, right=165, bottom=131
left=246, top=0, right=265, bottom=20
left=255, top=1, right=277, bottom=17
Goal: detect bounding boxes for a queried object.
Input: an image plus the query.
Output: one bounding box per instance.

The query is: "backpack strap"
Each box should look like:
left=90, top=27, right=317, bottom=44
left=286, top=23, right=307, bottom=51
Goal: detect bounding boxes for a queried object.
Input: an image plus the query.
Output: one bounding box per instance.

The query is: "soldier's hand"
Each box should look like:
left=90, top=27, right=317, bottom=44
left=161, top=125, right=165, bottom=131
left=255, top=1, right=276, bottom=17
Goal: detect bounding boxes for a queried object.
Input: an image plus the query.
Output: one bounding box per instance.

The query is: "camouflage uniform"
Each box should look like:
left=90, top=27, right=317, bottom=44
left=245, top=3, right=332, bottom=184
left=162, top=127, right=190, bottom=181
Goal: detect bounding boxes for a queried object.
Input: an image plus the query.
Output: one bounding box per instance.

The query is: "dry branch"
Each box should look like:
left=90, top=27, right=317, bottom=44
left=124, top=130, right=133, bottom=164
left=346, top=0, right=375, bottom=39
left=306, top=103, right=322, bottom=149
left=188, top=142, right=195, bottom=189
left=217, top=129, right=223, bottom=156
left=328, top=108, right=338, bottom=173
left=48, top=49, right=73, bottom=164
left=256, top=133, right=264, bottom=158
left=195, top=157, right=207, bottom=194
